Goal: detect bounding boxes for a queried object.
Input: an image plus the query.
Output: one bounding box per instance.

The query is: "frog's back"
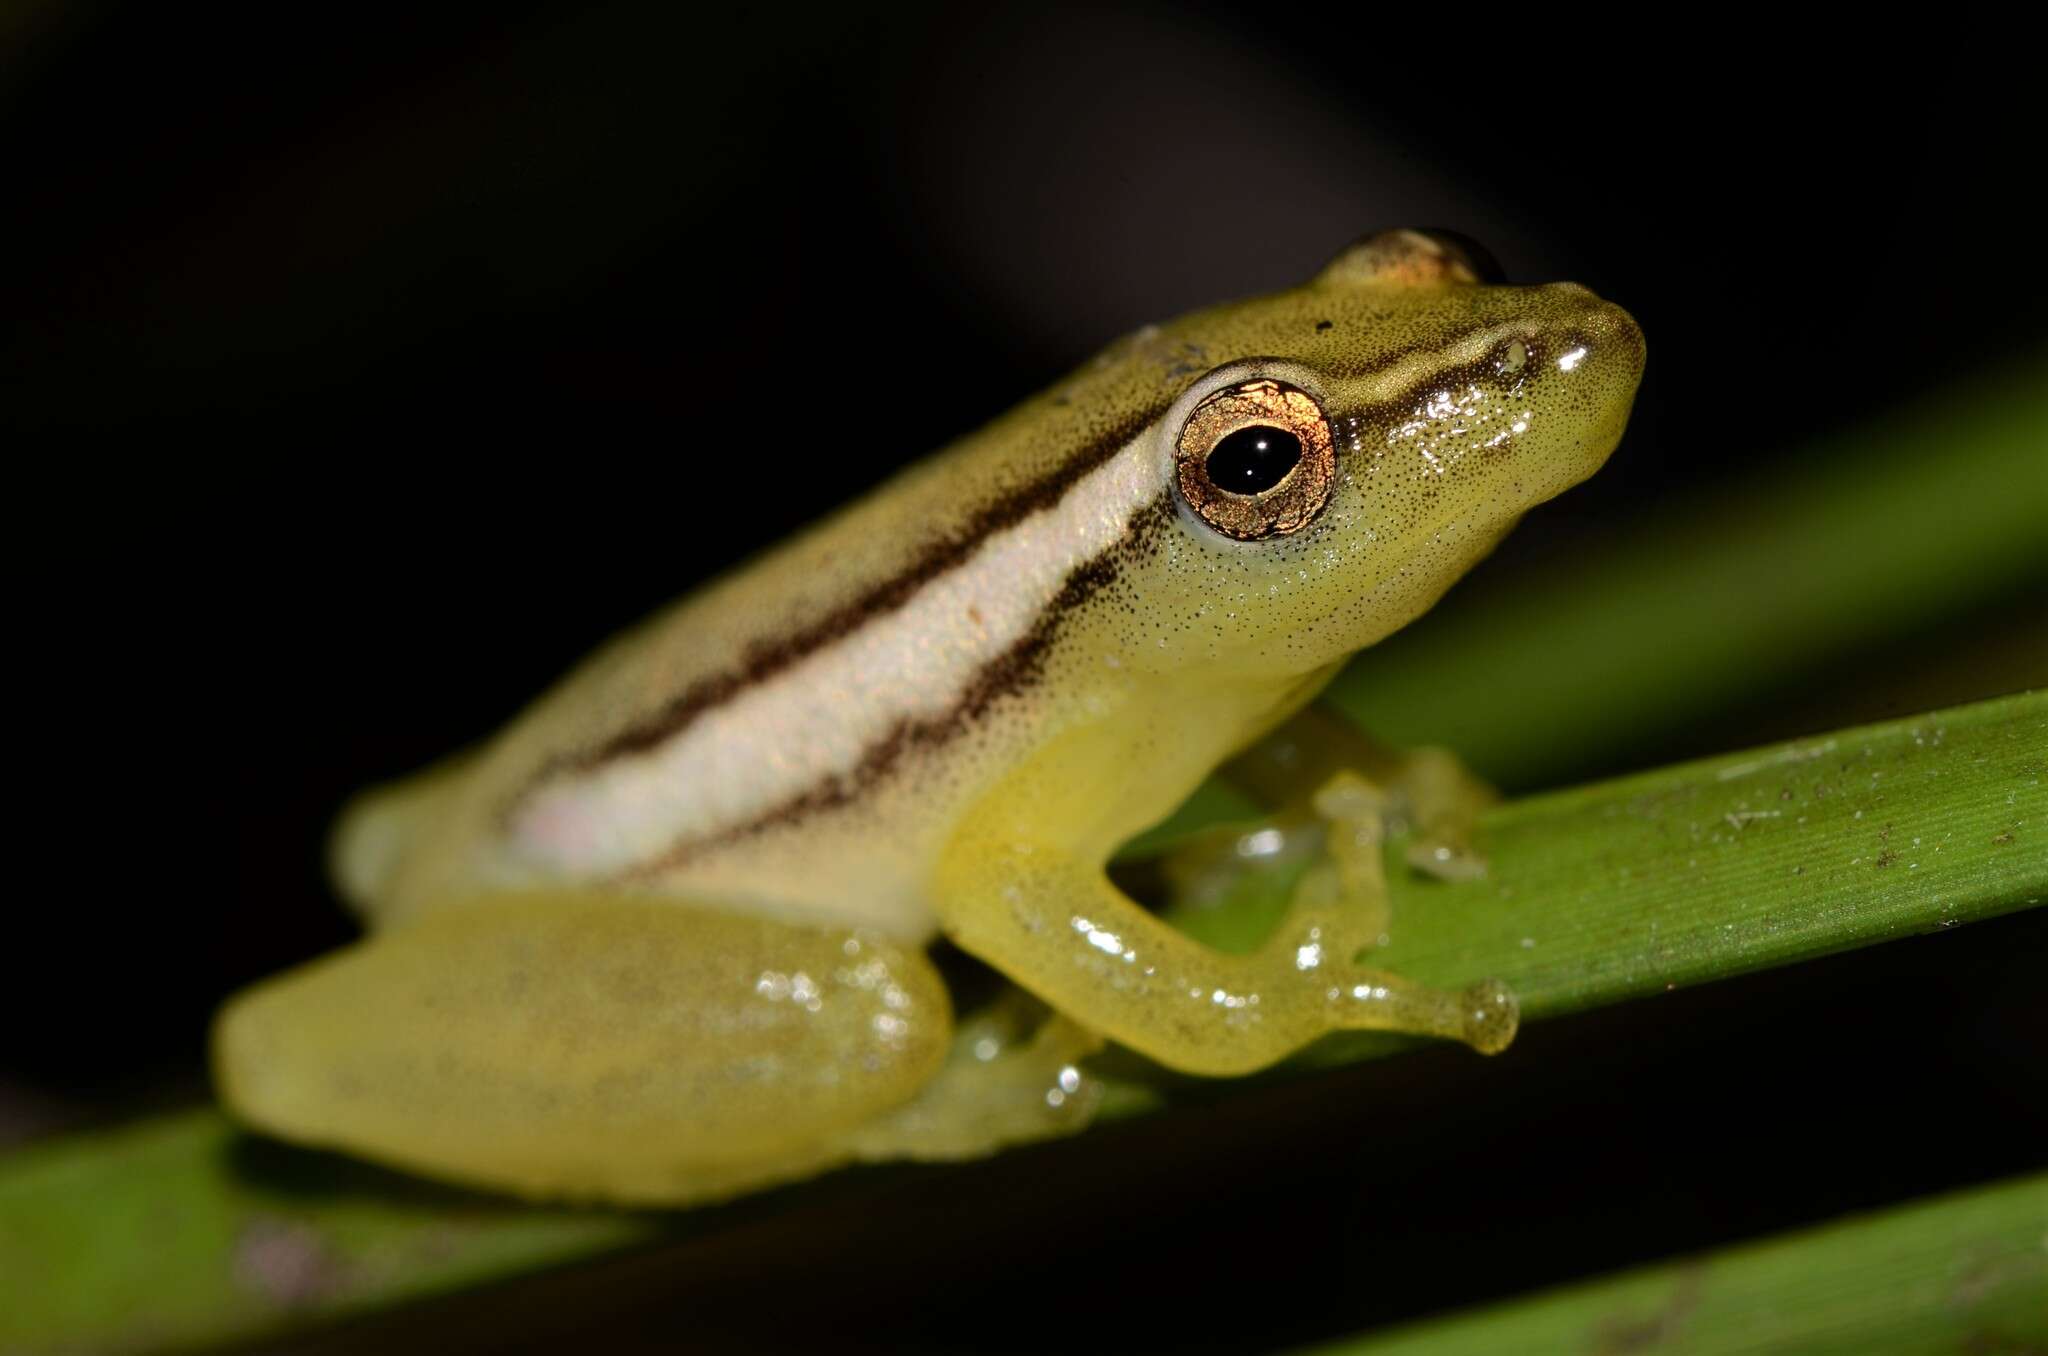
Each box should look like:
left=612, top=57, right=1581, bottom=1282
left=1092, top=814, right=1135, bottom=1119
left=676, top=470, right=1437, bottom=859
left=334, top=233, right=1641, bottom=940
left=339, top=339, right=1189, bottom=940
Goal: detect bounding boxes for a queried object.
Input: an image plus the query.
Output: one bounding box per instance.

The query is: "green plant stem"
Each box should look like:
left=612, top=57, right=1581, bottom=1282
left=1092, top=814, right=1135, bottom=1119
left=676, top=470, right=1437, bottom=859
left=1292, top=1172, right=2048, bottom=1356
left=3, top=693, right=2039, bottom=1354
left=1159, top=692, right=2045, bottom=1071
left=0, top=1111, right=652, bottom=1355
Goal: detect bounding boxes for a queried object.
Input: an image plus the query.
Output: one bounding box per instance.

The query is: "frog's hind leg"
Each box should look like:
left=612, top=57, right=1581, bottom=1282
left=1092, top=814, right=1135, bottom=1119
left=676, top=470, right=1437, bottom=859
left=843, top=991, right=1105, bottom=1162
left=213, top=892, right=954, bottom=1206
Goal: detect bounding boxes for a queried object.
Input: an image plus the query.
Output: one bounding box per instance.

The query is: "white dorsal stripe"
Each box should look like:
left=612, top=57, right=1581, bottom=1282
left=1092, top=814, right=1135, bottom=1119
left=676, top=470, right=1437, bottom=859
left=510, top=431, right=1167, bottom=874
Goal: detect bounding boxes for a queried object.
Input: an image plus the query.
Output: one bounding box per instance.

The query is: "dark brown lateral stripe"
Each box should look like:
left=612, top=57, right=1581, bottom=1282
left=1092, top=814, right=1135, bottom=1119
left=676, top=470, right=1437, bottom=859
left=538, top=317, right=1527, bottom=793
left=597, top=320, right=1576, bottom=870
left=616, top=493, right=1176, bottom=878
left=549, top=400, right=1177, bottom=780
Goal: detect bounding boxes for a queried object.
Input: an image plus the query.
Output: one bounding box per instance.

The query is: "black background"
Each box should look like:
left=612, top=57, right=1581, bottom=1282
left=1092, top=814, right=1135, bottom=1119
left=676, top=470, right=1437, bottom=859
left=4, top=6, right=2043, bottom=1351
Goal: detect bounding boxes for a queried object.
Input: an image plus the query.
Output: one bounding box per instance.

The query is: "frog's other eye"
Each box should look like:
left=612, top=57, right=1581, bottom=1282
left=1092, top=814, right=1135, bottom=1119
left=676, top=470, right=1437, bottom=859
left=1410, top=228, right=1507, bottom=285
left=1174, top=378, right=1335, bottom=541
left=1314, top=227, right=1504, bottom=289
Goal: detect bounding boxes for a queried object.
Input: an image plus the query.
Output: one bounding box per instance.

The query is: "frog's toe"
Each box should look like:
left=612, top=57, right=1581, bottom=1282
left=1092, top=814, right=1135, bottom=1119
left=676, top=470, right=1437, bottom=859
left=1458, top=979, right=1519, bottom=1055
left=1405, top=836, right=1489, bottom=882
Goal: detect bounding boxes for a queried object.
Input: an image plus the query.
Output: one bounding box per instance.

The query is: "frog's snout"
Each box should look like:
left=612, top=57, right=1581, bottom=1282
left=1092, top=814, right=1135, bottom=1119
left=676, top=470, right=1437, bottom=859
left=1541, top=293, right=1646, bottom=465
left=1504, top=292, right=1644, bottom=492
left=1582, top=298, right=1647, bottom=384
left=1540, top=282, right=1645, bottom=376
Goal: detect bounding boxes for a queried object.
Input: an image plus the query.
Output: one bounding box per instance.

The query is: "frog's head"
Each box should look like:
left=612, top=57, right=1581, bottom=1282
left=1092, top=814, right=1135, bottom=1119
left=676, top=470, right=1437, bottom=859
left=1119, top=229, right=1643, bottom=680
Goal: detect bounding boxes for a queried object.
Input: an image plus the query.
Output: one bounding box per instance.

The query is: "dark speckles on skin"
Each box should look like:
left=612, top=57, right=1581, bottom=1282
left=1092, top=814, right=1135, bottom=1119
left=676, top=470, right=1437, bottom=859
left=1162, top=342, right=1210, bottom=379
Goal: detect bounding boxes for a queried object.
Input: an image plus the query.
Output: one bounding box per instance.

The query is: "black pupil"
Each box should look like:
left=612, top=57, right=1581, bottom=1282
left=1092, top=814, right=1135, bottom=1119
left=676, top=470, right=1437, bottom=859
left=1206, top=425, right=1302, bottom=494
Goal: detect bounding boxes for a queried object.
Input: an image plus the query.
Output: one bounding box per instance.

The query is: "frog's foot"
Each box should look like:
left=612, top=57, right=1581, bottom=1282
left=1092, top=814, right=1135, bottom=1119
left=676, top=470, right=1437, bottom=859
left=1386, top=745, right=1496, bottom=883
left=1289, top=770, right=1393, bottom=954
left=1157, top=768, right=1401, bottom=962
left=940, top=820, right=1521, bottom=1076
left=846, top=993, right=1104, bottom=1163
left=1221, top=706, right=1498, bottom=885
left=1153, top=802, right=1331, bottom=916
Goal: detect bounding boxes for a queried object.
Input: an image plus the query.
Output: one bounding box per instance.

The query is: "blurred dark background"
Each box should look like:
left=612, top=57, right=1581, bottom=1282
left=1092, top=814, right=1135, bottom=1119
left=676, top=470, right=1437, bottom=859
left=3, top=5, right=2042, bottom=1350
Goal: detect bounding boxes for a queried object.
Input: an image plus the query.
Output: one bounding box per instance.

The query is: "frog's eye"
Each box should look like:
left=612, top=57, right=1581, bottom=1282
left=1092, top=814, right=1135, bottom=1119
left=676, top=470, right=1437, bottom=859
left=1173, top=378, right=1336, bottom=541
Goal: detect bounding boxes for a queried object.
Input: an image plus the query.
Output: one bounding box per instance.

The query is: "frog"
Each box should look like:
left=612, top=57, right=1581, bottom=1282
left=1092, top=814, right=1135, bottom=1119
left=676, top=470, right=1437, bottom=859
left=214, top=229, right=1644, bottom=1205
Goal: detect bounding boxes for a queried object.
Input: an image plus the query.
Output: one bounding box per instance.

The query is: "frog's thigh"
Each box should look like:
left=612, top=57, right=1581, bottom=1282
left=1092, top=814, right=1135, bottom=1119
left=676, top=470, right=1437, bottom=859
left=937, top=834, right=1515, bottom=1077
left=214, top=892, right=950, bottom=1203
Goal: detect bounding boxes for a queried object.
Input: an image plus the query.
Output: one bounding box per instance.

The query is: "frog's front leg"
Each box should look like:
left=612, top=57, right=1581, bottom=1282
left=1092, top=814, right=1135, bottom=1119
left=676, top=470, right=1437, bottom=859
left=936, top=830, right=1517, bottom=1078
left=213, top=892, right=954, bottom=1204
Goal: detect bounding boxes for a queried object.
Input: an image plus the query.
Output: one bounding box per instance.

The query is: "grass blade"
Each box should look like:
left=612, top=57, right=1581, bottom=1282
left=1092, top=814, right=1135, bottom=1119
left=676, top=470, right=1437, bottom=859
left=1160, top=692, right=2045, bottom=1073
left=1291, top=1172, right=2048, bottom=1356
left=3, top=693, right=2039, bottom=1353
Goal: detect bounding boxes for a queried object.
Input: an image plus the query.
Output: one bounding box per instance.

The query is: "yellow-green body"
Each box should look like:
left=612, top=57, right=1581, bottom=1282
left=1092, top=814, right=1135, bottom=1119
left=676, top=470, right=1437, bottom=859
left=216, top=231, right=1644, bottom=1204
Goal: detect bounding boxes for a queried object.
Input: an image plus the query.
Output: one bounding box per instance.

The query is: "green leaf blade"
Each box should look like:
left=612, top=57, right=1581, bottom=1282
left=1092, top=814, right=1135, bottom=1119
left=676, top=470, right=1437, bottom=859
left=0, top=1112, right=650, bottom=1355
left=1292, top=692, right=2044, bottom=1067
left=3, top=697, right=2036, bottom=1353
left=1293, top=1172, right=2048, bottom=1356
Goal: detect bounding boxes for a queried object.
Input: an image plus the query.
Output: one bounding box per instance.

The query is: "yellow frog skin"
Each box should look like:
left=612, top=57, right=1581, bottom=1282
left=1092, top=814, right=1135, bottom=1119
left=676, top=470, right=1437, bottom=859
left=215, top=230, right=1644, bottom=1204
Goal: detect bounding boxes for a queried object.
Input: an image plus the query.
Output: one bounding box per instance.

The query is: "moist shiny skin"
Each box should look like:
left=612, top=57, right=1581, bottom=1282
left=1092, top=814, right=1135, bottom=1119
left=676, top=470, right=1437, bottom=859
left=215, top=229, right=1646, bottom=1205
